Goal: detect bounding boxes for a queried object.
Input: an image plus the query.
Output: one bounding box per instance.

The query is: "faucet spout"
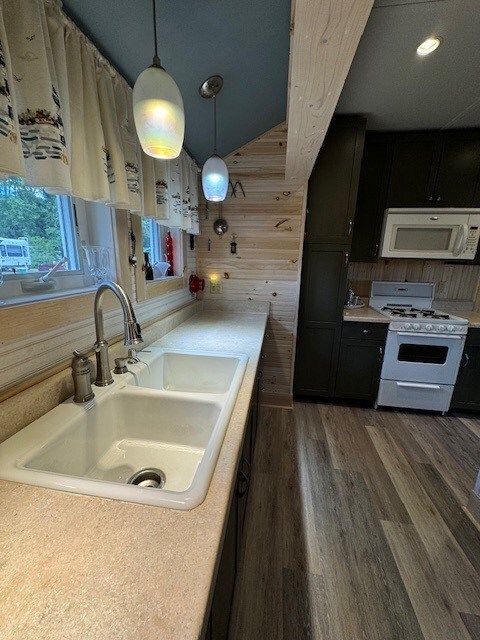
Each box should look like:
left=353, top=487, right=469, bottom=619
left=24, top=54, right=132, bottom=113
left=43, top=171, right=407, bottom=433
left=93, top=281, right=143, bottom=386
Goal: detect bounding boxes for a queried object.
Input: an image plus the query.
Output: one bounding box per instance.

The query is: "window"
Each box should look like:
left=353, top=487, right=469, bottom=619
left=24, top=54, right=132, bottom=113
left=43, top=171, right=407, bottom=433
left=0, top=177, right=115, bottom=304
left=141, top=218, right=183, bottom=279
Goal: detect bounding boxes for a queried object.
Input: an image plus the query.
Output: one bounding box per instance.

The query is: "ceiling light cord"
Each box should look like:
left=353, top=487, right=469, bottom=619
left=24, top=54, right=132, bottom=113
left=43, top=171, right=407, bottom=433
left=213, top=94, right=217, bottom=155
left=152, top=0, right=160, bottom=67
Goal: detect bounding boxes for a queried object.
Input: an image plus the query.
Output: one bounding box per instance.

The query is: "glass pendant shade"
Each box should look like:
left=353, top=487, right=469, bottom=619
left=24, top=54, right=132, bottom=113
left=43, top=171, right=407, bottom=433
left=133, top=65, right=185, bottom=160
left=202, top=153, right=229, bottom=202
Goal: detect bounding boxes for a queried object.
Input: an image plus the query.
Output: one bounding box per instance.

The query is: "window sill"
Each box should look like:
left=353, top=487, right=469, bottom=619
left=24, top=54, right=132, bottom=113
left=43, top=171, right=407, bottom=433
left=0, top=286, right=97, bottom=309
left=143, top=275, right=186, bottom=300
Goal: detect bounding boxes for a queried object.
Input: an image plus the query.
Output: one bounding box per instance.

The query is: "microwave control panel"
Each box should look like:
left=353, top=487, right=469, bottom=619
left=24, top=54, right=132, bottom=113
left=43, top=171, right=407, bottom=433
left=463, top=215, right=480, bottom=258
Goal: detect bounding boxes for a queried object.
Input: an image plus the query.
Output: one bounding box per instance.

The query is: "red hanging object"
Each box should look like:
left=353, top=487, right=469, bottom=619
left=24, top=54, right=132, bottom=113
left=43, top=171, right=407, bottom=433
left=189, top=274, right=205, bottom=294
left=166, top=231, right=174, bottom=276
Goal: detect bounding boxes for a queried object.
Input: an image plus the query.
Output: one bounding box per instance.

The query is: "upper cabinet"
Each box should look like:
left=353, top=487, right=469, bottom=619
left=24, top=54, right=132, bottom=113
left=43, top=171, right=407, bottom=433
left=351, top=128, right=480, bottom=262
left=306, top=117, right=366, bottom=244
left=386, top=132, right=442, bottom=207
left=433, top=131, right=480, bottom=207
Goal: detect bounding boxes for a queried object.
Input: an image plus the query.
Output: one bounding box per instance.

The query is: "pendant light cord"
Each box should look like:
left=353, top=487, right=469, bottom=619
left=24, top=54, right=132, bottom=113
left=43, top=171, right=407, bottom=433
left=213, top=94, right=217, bottom=154
left=152, top=0, right=160, bottom=67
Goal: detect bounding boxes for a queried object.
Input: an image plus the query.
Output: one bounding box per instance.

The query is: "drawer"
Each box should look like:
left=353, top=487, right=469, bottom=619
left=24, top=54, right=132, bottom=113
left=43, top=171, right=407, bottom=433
left=342, top=322, right=388, bottom=341
left=377, top=379, right=453, bottom=413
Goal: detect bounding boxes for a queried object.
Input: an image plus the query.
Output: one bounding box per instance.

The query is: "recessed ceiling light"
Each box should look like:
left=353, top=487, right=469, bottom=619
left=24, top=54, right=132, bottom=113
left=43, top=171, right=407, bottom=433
left=417, top=36, right=442, bottom=56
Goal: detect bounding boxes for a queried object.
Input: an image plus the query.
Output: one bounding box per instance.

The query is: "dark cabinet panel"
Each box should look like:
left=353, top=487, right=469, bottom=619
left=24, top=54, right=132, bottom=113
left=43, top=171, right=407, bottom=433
left=306, top=117, right=366, bottom=244
left=386, top=132, right=442, bottom=207
left=351, top=133, right=394, bottom=262
left=210, top=489, right=237, bottom=640
left=294, top=244, right=348, bottom=396
left=335, top=337, right=384, bottom=401
left=451, top=329, right=480, bottom=411
left=434, top=131, right=480, bottom=207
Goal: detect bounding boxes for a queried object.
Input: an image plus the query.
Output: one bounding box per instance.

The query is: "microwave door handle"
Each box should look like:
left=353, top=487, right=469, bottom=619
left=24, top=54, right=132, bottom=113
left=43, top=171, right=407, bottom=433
left=453, top=224, right=468, bottom=257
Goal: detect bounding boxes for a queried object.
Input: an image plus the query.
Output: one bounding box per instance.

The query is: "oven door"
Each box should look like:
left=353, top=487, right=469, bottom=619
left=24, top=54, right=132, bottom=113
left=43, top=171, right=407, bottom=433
left=381, top=331, right=465, bottom=384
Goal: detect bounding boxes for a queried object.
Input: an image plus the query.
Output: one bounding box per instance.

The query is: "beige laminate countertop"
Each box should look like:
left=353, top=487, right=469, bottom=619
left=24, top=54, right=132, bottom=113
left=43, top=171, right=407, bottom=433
left=343, top=305, right=389, bottom=324
left=0, top=310, right=267, bottom=640
left=451, top=310, right=480, bottom=328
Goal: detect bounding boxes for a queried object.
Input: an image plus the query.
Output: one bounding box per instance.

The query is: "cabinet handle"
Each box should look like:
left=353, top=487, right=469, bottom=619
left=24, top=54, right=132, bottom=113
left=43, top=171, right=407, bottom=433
left=427, top=196, right=434, bottom=203
left=237, top=470, right=249, bottom=497
left=462, top=352, right=470, bottom=368
left=348, top=220, right=353, bottom=236
left=374, top=243, right=379, bottom=257
left=436, top=196, right=442, bottom=202
left=344, top=253, right=349, bottom=268
left=379, top=346, right=383, bottom=362
left=362, top=329, right=369, bottom=334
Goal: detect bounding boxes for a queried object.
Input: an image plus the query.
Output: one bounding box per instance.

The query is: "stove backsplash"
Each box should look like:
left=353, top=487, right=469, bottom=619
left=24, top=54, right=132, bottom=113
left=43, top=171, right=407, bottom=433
left=348, top=260, right=480, bottom=310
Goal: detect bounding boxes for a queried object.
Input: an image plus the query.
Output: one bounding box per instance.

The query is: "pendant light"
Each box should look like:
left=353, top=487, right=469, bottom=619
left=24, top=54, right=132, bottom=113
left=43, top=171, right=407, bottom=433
left=200, top=75, right=229, bottom=202
left=133, top=0, right=185, bottom=159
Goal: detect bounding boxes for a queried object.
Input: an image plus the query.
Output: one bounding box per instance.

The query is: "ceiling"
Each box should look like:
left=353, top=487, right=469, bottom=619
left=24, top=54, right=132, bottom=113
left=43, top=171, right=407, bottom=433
left=336, top=0, right=480, bottom=130
left=62, top=0, right=291, bottom=164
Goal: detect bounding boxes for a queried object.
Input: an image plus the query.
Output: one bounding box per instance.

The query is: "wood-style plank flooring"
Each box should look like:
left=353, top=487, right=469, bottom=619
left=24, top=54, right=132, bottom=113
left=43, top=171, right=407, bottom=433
left=229, top=402, right=480, bottom=640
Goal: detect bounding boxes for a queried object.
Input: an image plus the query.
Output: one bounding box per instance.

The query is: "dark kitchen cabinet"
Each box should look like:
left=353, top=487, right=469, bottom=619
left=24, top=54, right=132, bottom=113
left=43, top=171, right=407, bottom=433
left=208, top=371, right=260, bottom=640
left=451, top=329, right=480, bottom=411
left=335, top=322, right=388, bottom=401
left=386, top=132, right=443, bottom=208
left=351, top=133, right=394, bottom=262
left=294, top=244, right=349, bottom=396
left=434, top=131, right=480, bottom=207
left=306, top=116, right=366, bottom=244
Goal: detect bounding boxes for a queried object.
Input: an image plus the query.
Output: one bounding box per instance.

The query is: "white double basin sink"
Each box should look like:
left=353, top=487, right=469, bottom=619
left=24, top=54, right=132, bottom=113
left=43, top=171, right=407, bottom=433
left=0, top=348, right=248, bottom=509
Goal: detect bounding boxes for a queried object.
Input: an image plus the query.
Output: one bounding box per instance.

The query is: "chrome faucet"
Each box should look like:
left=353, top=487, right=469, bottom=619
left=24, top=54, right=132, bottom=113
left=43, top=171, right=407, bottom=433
left=93, top=281, right=143, bottom=386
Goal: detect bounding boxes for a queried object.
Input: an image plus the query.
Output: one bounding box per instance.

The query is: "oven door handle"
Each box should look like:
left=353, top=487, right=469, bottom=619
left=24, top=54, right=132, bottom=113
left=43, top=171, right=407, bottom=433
left=453, top=224, right=468, bottom=257
left=397, top=332, right=463, bottom=339
left=397, top=382, right=441, bottom=390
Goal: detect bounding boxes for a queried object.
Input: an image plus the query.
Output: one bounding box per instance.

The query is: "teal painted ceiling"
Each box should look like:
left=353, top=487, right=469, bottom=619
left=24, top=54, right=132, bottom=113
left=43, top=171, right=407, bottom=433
left=62, top=0, right=292, bottom=164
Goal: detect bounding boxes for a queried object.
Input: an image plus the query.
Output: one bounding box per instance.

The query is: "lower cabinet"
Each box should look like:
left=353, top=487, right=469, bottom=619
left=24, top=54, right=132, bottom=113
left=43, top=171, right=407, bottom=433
left=334, top=322, right=388, bottom=402
left=451, top=329, right=480, bottom=411
left=207, top=371, right=260, bottom=640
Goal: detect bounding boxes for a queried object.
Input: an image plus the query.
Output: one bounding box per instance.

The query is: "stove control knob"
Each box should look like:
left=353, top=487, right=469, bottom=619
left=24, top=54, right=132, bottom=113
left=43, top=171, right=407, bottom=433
left=447, top=325, right=455, bottom=332
left=404, top=323, right=412, bottom=330
left=426, top=324, right=433, bottom=331
left=413, top=323, right=420, bottom=330
left=438, top=324, right=446, bottom=332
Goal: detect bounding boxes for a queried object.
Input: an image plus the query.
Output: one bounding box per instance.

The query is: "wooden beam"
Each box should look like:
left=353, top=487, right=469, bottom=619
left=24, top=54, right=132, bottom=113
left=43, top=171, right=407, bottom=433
left=285, top=0, right=374, bottom=183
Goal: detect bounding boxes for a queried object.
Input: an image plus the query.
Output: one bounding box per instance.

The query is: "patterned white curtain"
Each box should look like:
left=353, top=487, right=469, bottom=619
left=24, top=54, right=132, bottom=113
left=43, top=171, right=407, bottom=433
left=0, top=0, right=198, bottom=231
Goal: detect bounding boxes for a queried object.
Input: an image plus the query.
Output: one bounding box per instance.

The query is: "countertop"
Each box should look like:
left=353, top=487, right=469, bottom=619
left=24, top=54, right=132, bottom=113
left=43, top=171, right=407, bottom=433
left=343, top=305, right=389, bottom=323
left=0, top=310, right=267, bottom=640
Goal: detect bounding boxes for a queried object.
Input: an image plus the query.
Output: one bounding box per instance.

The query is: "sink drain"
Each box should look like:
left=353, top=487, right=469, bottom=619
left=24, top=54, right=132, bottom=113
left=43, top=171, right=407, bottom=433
left=127, top=468, right=166, bottom=488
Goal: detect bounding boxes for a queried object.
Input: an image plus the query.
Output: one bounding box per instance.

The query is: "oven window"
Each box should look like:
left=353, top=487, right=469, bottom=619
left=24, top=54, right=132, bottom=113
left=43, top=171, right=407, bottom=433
left=398, top=344, right=448, bottom=364
left=394, top=227, right=452, bottom=251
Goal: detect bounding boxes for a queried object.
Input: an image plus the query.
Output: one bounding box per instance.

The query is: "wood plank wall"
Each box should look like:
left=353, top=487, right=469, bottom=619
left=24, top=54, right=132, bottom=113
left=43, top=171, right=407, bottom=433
left=197, top=123, right=307, bottom=407
left=349, top=260, right=480, bottom=307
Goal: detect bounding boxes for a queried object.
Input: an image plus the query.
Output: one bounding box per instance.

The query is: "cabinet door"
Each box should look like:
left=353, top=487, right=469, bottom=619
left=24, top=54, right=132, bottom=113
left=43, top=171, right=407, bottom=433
left=335, top=338, right=384, bottom=401
left=351, top=133, right=394, bottom=262
left=451, top=330, right=480, bottom=411
left=210, top=491, right=238, bottom=640
left=433, top=131, right=480, bottom=207
left=387, top=132, right=443, bottom=207
left=294, top=244, right=348, bottom=396
left=306, top=117, right=366, bottom=244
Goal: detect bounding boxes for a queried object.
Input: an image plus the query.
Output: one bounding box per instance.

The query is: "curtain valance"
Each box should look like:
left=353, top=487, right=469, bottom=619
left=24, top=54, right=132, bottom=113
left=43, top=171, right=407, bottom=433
left=0, top=0, right=199, bottom=232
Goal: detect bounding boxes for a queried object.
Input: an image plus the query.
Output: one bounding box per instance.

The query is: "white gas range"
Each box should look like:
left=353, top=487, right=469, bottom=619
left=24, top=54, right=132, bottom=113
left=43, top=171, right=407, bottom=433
left=370, top=281, right=468, bottom=413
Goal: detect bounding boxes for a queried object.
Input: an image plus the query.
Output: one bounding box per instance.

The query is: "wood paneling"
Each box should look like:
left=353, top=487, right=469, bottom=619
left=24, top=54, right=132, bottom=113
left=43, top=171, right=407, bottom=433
left=348, top=259, right=480, bottom=304
left=198, top=123, right=307, bottom=407
left=285, top=0, right=373, bottom=182
left=230, top=402, right=480, bottom=640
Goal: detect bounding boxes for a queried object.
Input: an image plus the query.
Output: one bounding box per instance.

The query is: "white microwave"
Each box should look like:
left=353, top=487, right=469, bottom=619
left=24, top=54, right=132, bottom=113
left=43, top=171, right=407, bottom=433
left=380, top=208, right=480, bottom=260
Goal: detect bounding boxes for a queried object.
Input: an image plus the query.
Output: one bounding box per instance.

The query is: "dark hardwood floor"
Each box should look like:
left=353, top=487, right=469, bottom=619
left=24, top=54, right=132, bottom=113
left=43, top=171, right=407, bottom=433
left=229, top=403, right=480, bottom=640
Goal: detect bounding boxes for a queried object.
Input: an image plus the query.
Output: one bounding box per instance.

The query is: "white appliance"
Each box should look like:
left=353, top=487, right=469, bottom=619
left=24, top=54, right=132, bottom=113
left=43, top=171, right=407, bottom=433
left=370, top=281, right=467, bottom=413
left=380, top=208, right=480, bottom=260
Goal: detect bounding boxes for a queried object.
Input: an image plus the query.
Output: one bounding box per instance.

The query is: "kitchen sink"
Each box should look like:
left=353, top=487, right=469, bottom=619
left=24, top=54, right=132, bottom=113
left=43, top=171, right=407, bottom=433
left=0, top=349, right=248, bottom=509
left=128, top=348, right=246, bottom=394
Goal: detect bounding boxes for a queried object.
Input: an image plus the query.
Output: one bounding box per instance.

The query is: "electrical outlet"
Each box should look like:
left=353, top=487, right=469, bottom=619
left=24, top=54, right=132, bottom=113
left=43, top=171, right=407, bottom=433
left=210, top=279, right=223, bottom=294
